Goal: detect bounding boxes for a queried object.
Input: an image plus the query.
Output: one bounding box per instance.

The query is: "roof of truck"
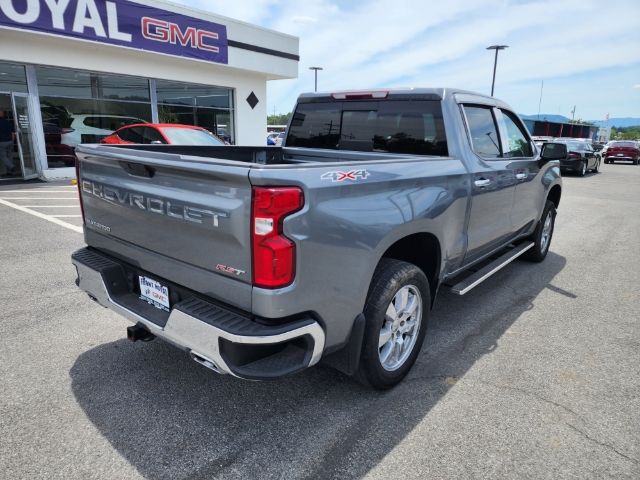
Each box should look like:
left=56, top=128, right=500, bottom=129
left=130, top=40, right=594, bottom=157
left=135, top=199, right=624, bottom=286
left=298, top=87, right=487, bottom=99
left=296, top=88, right=511, bottom=108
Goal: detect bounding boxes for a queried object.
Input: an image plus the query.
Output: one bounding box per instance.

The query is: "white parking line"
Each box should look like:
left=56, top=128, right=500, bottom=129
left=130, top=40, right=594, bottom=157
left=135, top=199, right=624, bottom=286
left=0, top=197, right=78, bottom=200
left=0, top=190, right=77, bottom=193
left=0, top=198, right=83, bottom=233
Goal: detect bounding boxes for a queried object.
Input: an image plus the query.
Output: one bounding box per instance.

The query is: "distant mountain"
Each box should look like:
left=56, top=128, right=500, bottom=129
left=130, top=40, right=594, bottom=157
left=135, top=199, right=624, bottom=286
left=519, top=114, right=640, bottom=128
left=590, top=118, right=640, bottom=128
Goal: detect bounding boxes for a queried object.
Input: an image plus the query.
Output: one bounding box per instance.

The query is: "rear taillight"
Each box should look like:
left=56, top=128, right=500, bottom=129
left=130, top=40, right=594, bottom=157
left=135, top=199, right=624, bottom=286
left=75, top=157, right=85, bottom=225
left=251, top=186, right=304, bottom=288
left=568, top=152, right=580, bottom=159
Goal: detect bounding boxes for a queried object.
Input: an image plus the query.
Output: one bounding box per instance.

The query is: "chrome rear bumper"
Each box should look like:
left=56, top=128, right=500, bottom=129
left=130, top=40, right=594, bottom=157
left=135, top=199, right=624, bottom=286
left=72, top=248, right=325, bottom=379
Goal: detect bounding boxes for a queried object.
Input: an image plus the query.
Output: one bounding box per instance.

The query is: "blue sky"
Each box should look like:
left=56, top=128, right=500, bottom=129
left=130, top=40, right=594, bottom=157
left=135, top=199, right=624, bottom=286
left=178, top=0, right=640, bottom=120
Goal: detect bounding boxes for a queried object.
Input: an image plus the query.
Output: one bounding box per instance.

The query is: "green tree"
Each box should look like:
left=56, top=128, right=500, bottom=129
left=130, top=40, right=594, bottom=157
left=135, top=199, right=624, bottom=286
left=611, top=126, right=640, bottom=140
left=267, top=112, right=292, bottom=126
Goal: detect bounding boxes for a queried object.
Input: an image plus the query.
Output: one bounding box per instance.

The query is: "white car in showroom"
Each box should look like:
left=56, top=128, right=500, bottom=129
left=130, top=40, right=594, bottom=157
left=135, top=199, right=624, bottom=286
left=61, top=114, right=147, bottom=147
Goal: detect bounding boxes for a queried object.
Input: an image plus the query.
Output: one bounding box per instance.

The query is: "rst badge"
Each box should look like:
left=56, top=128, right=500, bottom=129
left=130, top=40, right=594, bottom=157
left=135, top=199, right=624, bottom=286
left=321, top=169, right=370, bottom=182
left=216, top=264, right=246, bottom=277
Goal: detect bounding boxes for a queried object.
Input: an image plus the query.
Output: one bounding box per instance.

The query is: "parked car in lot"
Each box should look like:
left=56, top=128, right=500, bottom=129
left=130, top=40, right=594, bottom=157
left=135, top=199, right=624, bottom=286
left=72, top=88, right=565, bottom=389
left=554, top=139, right=600, bottom=176
left=62, top=115, right=147, bottom=146
left=604, top=141, right=640, bottom=165
left=101, top=123, right=225, bottom=146
left=267, top=132, right=279, bottom=145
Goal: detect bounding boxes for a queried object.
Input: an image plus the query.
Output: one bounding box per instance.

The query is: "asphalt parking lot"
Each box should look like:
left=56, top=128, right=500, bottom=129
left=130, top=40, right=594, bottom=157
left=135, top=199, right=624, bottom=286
left=1, top=164, right=639, bottom=480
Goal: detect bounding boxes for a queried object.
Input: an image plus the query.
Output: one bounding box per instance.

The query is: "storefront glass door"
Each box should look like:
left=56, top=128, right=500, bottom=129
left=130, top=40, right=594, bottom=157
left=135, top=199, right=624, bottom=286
left=12, top=94, right=38, bottom=178
left=0, top=92, right=38, bottom=180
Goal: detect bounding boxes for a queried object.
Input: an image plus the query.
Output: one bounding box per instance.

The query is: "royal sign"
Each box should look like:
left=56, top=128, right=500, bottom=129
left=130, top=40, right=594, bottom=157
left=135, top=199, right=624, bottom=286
left=0, top=0, right=228, bottom=64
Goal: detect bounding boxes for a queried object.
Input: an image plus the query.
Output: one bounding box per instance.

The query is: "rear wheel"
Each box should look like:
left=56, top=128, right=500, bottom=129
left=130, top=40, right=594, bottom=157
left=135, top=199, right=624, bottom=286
left=578, top=161, right=587, bottom=176
left=523, top=200, right=556, bottom=263
left=357, top=259, right=429, bottom=389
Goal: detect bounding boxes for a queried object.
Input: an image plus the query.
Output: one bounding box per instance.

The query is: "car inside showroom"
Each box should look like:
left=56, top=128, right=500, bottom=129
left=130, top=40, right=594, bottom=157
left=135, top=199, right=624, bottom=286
left=0, top=0, right=299, bottom=181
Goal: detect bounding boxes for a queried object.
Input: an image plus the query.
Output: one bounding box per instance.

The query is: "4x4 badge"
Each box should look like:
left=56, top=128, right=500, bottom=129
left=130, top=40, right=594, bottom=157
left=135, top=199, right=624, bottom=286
left=321, top=169, right=370, bottom=182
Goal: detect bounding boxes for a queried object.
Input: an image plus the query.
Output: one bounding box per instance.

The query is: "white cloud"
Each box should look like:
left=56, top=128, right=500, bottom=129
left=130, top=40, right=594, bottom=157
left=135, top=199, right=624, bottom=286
left=174, top=0, right=640, bottom=118
left=634, top=84, right=640, bottom=89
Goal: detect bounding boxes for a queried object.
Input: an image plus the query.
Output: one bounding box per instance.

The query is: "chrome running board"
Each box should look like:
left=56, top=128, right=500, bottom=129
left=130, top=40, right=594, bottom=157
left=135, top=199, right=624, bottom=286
left=449, top=241, right=535, bottom=295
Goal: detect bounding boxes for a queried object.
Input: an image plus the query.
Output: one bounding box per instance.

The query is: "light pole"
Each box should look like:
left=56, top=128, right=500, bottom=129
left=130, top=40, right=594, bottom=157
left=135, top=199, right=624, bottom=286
left=309, top=66, right=323, bottom=92
left=486, top=45, right=508, bottom=96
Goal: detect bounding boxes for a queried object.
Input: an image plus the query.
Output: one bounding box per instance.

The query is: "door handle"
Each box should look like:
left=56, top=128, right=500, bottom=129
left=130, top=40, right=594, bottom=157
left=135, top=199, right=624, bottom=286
left=516, top=172, right=527, bottom=180
left=474, top=178, right=491, bottom=187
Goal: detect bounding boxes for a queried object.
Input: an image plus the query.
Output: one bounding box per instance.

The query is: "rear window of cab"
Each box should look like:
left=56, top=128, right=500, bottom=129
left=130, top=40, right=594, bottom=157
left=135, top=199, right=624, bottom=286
left=287, top=100, right=448, bottom=156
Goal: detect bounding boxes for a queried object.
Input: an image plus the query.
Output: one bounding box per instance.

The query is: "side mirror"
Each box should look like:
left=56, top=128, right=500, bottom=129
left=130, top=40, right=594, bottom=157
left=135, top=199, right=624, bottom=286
left=540, top=142, right=567, bottom=161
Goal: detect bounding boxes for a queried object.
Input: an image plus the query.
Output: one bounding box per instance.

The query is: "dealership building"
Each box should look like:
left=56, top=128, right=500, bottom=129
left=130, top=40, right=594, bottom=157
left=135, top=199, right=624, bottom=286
left=0, top=0, right=299, bottom=181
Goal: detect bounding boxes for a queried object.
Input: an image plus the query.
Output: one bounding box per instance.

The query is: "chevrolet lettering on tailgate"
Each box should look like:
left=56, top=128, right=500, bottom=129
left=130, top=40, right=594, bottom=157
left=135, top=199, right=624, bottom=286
left=82, top=180, right=228, bottom=228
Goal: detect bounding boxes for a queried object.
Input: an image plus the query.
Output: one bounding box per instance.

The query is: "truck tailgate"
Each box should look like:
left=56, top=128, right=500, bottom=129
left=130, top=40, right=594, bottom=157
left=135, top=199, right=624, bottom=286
left=76, top=145, right=253, bottom=308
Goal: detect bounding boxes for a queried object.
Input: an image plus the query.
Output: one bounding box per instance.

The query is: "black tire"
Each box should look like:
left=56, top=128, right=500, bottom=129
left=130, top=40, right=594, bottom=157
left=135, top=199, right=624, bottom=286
left=356, top=258, right=430, bottom=389
left=577, top=161, right=586, bottom=176
left=523, top=200, right=556, bottom=263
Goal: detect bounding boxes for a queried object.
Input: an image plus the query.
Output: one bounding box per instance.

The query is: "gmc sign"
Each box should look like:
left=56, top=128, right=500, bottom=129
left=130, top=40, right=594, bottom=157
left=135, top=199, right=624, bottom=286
left=141, top=16, right=219, bottom=53
left=0, top=0, right=228, bottom=64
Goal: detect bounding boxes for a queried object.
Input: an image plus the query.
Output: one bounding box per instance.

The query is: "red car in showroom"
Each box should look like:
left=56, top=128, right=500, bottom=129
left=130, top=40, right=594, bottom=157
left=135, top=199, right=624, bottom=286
left=101, top=123, right=226, bottom=146
left=604, top=141, right=640, bottom=165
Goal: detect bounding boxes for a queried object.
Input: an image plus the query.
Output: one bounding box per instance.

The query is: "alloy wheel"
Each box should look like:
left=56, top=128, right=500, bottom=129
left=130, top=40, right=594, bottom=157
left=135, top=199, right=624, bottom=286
left=540, top=210, right=553, bottom=253
left=378, top=285, right=423, bottom=371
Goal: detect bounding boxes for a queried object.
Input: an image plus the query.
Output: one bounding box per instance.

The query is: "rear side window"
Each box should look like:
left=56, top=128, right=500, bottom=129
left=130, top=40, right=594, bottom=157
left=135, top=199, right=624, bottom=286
left=499, top=110, right=533, bottom=157
left=117, top=127, right=132, bottom=141
left=287, top=100, right=448, bottom=156
left=463, top=105, right=501, bottom=158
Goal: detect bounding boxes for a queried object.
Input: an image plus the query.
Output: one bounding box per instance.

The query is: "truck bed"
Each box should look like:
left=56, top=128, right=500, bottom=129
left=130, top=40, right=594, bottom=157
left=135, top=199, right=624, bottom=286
left=95, top=144, right=422, bottom=166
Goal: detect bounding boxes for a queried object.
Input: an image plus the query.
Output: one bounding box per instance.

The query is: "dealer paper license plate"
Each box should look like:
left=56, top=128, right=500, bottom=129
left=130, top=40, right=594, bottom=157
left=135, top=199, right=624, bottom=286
left=139, top=276, right=170, bottom=312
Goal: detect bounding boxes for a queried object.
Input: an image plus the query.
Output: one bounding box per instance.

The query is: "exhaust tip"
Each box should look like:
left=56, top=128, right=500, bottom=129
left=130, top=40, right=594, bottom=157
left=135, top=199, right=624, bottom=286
left=127, top=324, right=155, bottom=342
left=190, top=351, right=224, bottom=374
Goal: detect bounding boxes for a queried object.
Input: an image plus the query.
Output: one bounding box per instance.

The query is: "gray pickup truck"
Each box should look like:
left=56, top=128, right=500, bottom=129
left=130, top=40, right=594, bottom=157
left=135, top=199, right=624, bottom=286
left=72, top=88, right=565, bottom=388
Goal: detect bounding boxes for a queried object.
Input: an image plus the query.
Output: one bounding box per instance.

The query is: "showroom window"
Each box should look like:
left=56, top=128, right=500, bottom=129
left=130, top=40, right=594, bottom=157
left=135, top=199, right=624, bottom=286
left=156, top=79, right=234, bottom=143
left=36, top=66, right=152, bottom=168
left=0, top=62, right=28, bottom=93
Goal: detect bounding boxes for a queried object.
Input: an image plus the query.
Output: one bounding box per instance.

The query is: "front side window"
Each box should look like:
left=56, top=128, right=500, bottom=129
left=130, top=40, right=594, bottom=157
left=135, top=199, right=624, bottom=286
left=569, top=142, right=583, bottom=152
left=500, top=110, right=533, bottom=157
left=143, top=127, right=165, bottom=144
left=124, top=127, right=145, bottom=143
left=463, top=105, right=501, bottom=158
